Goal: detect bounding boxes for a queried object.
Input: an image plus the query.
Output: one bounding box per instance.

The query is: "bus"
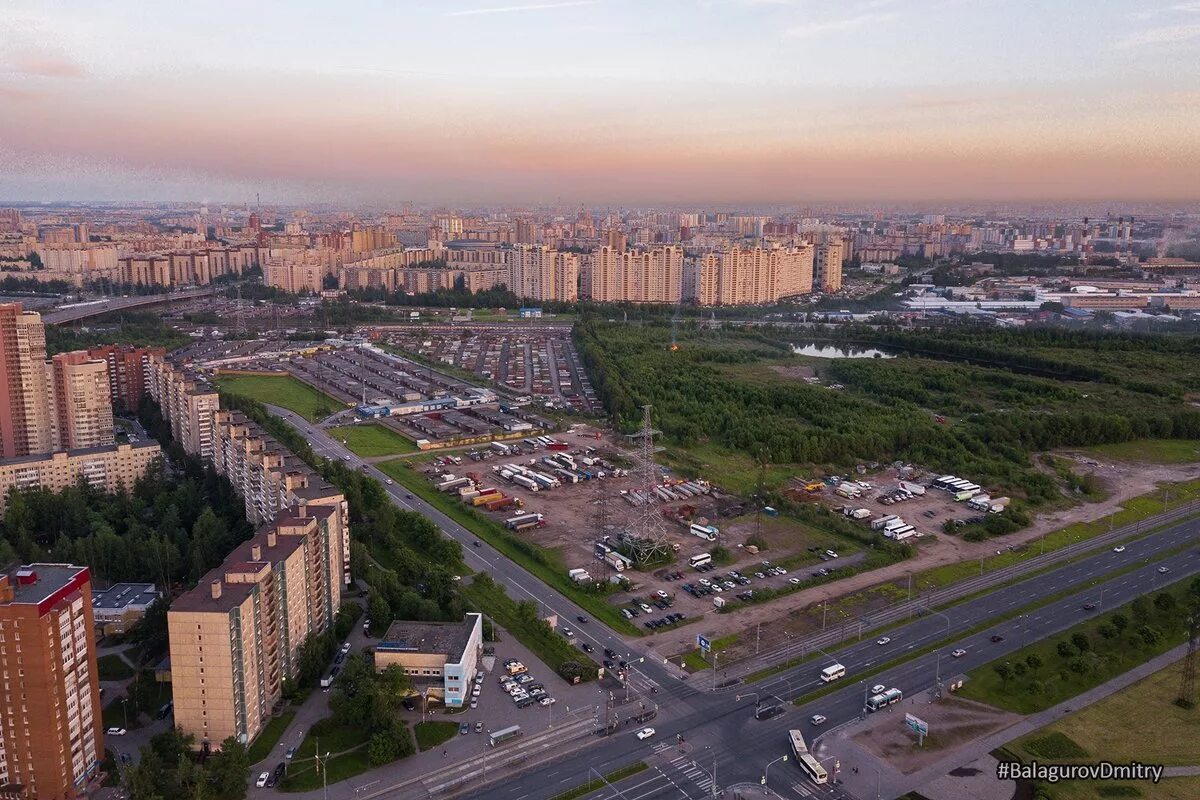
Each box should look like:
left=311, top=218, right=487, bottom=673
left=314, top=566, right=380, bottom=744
left=689, top=523, right=718, bottom=541
left=489, top=725, right=523, bottom=748
left=788, top=730, right=829, bottom=785
left=865, top=688, right=903, bottom=712
left=689, top=553, right=713, bottom=568
left=819, top=663, right=846, bottom=683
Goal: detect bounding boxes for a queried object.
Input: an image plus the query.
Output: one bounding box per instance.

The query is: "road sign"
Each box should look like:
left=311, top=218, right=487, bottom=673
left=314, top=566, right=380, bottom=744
left=697, top=634, right=712, bottom=652
left=905, top=713, right=929, bottom=737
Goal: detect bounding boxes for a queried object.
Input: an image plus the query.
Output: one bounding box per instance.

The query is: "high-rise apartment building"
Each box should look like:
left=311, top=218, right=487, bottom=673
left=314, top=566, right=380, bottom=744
left=0, top=564, right=103, bottom=800
left=146, top=359, right=219, bottom=459
left=514, top=218, right=539, bottom=245
left=693, top=246, right=813, bottom=306
left=587, top=246, right=684, bottom=303
left=349, top=224, right=394, bottom=254
left=48, top=353, right=114, bottom=452
left=168, top=506, right=343, bottom=751
left=84, top=345, right=165, bottom=412
left=0, top=442, right=162, bottom=512
left=814, top=241, right=844, bottom=292
left=508, top=246, right=579, bottom=303
left=0, top=305, right=56, bottom=460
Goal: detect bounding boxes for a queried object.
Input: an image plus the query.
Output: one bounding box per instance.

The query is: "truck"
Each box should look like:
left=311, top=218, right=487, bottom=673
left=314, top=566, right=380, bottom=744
left=834, top=484, right=861, bottom=499
left=437, top=477, right=471, bottom=492
left=898, top=480, right=926, bottom=496
left=484, top=496, right=521, bottom=512
left=505, top=513, right=544, bottom=530
left=472, top=490, right=503, bottom=506
left=568, top=568, right=591, bottom=583
left=846, top=508, right=871, bottom=520
left=689, top=523, right=719, bottom=541
left=604, top=551, right=628, bottom=572
left=713, top=596, right=726, bottom=609
left=886, top=525, right=915, bottom=540
left=512, top=474, right=540, bottom=492
left=953, top=489, right=978, bottom=502
left=871, top=515, right=899, bottom=531
left=967, top=494, right=992, bottom=511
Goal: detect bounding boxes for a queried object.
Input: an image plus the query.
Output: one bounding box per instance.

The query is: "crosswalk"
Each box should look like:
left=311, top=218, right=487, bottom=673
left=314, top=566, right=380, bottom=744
left=665, top=752, right=714, bottom=794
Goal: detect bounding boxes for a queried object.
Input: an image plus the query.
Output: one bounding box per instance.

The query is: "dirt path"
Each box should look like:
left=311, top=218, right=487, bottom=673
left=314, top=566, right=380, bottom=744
left=641, top=456, right=1200, bottom=662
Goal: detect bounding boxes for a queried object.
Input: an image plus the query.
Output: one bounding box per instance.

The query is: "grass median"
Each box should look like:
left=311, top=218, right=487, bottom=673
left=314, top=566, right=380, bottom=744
left=377, top=458, right=639, bottom=636
left=547, top=762, right=648, bottom=800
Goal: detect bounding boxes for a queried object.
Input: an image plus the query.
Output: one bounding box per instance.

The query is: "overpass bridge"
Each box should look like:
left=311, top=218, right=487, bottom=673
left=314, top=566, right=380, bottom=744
left=42, top=287, right=217, bottom=324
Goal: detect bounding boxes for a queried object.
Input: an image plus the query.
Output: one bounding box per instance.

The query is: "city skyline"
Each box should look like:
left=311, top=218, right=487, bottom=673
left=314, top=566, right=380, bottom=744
left=2, top=0, right=1199, bottom=204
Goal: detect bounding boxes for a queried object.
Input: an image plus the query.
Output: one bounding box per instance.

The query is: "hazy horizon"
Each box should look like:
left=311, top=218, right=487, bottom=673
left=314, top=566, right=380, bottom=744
left=3, top=0, right=1199, bottom=204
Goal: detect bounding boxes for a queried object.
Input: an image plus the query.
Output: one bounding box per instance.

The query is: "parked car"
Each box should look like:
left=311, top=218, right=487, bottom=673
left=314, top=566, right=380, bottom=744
left=256, top=772, right=270, bottom=788
left=460, top=723, right=469, bottom=735
left=106, top=727, right=126, bottom=736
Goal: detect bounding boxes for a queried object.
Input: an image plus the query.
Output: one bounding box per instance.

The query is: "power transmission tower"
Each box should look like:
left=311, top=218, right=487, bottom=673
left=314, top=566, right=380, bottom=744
left=628, top=405, right=672, bottom=565
left=1178, top=615, right=1198, bottom=709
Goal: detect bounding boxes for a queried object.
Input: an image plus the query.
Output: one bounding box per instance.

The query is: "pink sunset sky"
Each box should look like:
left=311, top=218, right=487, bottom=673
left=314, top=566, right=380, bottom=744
left=2, top=0, right=1199, bottom=203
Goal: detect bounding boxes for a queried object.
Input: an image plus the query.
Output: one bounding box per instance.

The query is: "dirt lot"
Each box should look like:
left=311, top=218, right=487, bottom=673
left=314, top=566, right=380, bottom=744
left=637, top=454, right=1200, bottom=661
left=852, top=695, right=1020, bottom=775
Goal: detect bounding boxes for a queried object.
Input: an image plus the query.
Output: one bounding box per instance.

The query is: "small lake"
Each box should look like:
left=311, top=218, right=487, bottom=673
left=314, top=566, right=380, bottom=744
left=791, top=342, right=896, bottom=359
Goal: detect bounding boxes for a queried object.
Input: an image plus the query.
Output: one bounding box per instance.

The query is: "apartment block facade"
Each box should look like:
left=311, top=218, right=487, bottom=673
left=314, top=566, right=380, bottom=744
left=0, top=305, right=56, bottom=460
left=0, top=564, right=103, bottom=800
left=814, top=241, right=844, bottom=292
left=586, top=246, right=684, bottom=303
left=508, top=245, right=579, bottom=302
left=0, top=442, right=162, bottom=512
left=145, top=359, right=220, bottom=459
left=693, top=246, right=813, bottom=306
left=168, top=506, right=343, bottom=750
left=84, top=345, right=165, bottom=412
left=48, top=353, right=113, bottom=452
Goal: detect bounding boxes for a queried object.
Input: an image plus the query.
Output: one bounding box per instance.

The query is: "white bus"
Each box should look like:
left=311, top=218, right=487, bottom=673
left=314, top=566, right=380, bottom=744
left=689, top=523, right=718, bottom=541
left=819, top=663, right=846, bottom=682
left=689, top=553, right=713, bottom=568
left=788, top=730, right=829, bottom=785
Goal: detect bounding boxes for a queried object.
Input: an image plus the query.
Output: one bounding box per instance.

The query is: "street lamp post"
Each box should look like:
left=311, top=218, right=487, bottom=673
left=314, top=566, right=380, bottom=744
left=761, top=754, right=789, bottom=786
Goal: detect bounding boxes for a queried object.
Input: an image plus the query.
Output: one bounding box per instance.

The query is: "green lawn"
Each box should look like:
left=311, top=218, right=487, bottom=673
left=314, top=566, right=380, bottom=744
left=215, top=374, right=344, bottom=422
left=1085, top=439, right=1200, bottom=464
left=377, top=458, right=638, bottom=637
left=678, top=634, right=740, bottom=672
left=414, top=721, right=459, bottom=752
left=958, top=578, right=1197, bottom=714
left=329, top=424, right=418, bottom=457
left=280, top=718, right=412, bottom=792
left=248, top=710, right=296, bottom=764
left=97, top=653, right=135, bottom=681
left=101, top=674, right=172, bottom=729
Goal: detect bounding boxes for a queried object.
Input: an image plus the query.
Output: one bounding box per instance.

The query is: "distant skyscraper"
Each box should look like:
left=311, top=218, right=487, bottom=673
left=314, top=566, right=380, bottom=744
left=0, top=564, right=104, bottom=800
left=515, top=218, right=539, bottom=245
left=814, top=241, right=844, bottom=292
left=508, top=245, right=579, bottom=302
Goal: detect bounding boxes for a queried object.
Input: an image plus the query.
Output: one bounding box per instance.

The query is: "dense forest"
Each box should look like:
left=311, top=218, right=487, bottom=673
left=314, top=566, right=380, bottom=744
left=45, top=310, right=191, bottom=356
left=0, top=400, right=252, bottom=586
left=574, top=318, right=1200, bottom=506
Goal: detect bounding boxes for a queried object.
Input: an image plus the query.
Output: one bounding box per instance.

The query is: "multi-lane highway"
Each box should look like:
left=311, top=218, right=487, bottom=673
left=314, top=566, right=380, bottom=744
left=265, top=406, right=1200, bottom=799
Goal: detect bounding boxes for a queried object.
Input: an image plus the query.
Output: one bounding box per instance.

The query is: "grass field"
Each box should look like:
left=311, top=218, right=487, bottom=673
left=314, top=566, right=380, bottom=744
left=414, top=721, right=459, bottom=752
left=248, top=711, right=296, bottom=764
left=1085, top=439, right=1200, bottom=464
left=679, top=634, right=740, bottom=672
left=377, top=458, right=639, bottom=637
left=279, top=718, right=390, bottom=792
left=957, top=578, right=1196, bottom=714
left=1011, top=661, right=1200, bottom=766
left=215, top=374, right=343, bottom=422
left=1006, top=661, right=1200, bottom=799
left=97, top=653, right=135, bottom=681
left=328, top=424, right=418, bottom=456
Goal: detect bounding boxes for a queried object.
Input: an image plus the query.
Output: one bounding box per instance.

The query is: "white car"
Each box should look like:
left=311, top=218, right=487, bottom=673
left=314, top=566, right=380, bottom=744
left=386, top=478, right=394, bottom=485
left=789, top=577, right=802, bottom=585
left=952, top=648, right=967, bottom=658
left=256, top=772, right=270, bottom=788
left=539, top=696, right=556, bottom=706
left=639, top=603, right=653, bottom=614
left=810, top=714, right=827, bottom=726
left=106, top=727, right=127, bottom=736
left=826, top=550, right=839, bottom=559
left=636, top=727, right=656, bottom=740
left=1158, top=566, right=1170, bottom=574
left=871, top=684, right=886, bottom=694
left=876, top=637, right=891, bottom=646
left=1113, top=545, right=1126, bottom=553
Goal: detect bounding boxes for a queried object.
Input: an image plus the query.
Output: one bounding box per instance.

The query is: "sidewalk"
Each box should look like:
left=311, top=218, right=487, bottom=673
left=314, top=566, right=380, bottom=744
left=822, top=643, right=1191, bottom=800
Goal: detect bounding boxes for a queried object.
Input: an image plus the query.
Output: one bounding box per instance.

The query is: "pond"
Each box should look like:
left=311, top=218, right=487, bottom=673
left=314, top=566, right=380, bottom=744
left=791, top=342, right=897, bottom=359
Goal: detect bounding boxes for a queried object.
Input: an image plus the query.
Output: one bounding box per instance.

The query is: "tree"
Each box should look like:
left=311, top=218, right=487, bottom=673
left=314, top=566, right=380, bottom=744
left=1013, top=662, right=1027, bottom=677
left=208, top=736, right=251, bottom=799
left=1071, top=632, right=1091, bottom=653
left=558, top=660, right=587, bottom=684
left=1097, top=623, right=1117, bottom=640
left=1027, top=680, right=1045, bottom=696
left=1025, top=654, right=1043, bottom=671
left=367, top=594, right=391, bottom=634
left=1137, top=625, right=1161, bottom=647
left=1056, top=641, right=1076, bottom=659
left=1131, top=597, right=1150, bottom=622
left=1111, top=613, right=1129, bottom=633
left=993, top=663, right=1013, bottom=684
left=1154, top=593, right=1177, bottom=615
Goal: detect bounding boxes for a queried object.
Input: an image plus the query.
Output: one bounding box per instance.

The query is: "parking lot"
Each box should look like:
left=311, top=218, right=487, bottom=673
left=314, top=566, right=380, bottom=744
left=376, top=324, right=598, bottom=412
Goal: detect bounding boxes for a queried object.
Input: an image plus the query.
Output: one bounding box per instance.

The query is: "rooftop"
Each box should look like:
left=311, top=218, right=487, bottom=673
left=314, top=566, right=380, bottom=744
left=2, top=563, right=90, bottom=606
left=92, top=582, right=160, bottom=612
left=377, top=614, right=480, bottom=660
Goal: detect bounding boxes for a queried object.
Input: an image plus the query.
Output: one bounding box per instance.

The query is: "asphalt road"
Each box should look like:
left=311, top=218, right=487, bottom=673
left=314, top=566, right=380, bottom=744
left=265, top=406, right=1200, bottom=800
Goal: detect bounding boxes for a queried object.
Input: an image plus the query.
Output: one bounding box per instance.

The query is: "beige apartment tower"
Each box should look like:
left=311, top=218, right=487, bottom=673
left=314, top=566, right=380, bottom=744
left=694, top=246, right=813, bottom=306
left=508, top=245, right=579, bottom=303
left=49, top=352, right=114, bottom=451
left=0, top=304, right=56, bottom=459
left=169, top=506, right=344, bottom=750
left=815, top=241, right=844, bottom=292
left=588, top=246, right=684, bottom=303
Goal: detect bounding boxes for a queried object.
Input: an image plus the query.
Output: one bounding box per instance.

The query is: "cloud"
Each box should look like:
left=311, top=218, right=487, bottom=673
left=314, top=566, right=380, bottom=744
left=784, top=11, right=897, bottom=37
left=2, top=47, right=87, bottom=79
left=1117, top=22, right=1200, bottom=48
left=444, top=1, right=597, bottom=17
